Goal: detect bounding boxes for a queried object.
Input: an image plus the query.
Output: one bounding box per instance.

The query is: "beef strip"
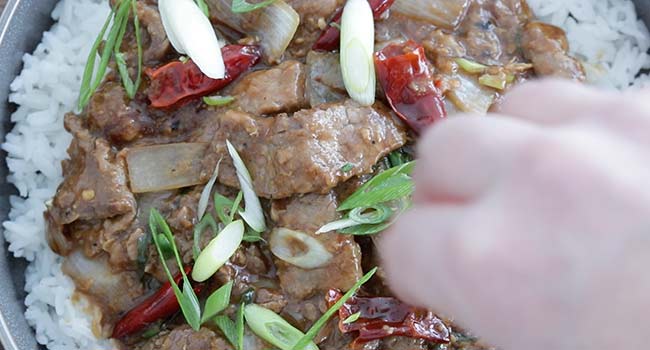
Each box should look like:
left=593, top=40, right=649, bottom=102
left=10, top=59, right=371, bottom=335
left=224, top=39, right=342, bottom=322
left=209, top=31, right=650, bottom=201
left=231, top=60, right=308, bottom=115
left=305, top=50, right=346, bottom=107
left=87, top=81, right=154, bottom=144
left=137, top=325, right=233, bottom=350
left=195, top=100, right=407, bottom=199
left=136, top=0, right=171, bottom=64
left=522, top=21, right=586, bottom=81
left=270, top=192, right=363, bottom=299
left=46, top=115, right=137, bottom=261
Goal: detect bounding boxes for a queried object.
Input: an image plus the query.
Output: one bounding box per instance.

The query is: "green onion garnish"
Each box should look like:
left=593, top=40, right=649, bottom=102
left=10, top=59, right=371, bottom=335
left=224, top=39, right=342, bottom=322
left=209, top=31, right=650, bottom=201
left=201, top=281, right=233, bottom=324
left=226, top=140, right=267, bottom=233
left=203, top=95, right=236, bottom=106
left=78, top=0, right=143, bottom=109
left=479, top=73, right=508, bottom=90
left=192, top=214, right=217, bottom=260
left=194, top=0, right=210, bottom=16
left=244, top=304, right=318, bottom=350
left=455, top=58, right=488, bottom=74
left=231, top=0, right=276, bottom=13
left=340, top=0, right=376, bottom=106
left=338, top=161, right=415, bottom=211
left=342, top=311, right=361, bottom=324
left=150, top=209, right=202, bottom=330
left=341, top=163, right=354, bottom=172
left=214, top=315, right=239, bottom=347
left=192, top=220, right=245, bottom=282
left=291, top=267, right=378, bottom=350
left=236, top=302, right=246, bottom=350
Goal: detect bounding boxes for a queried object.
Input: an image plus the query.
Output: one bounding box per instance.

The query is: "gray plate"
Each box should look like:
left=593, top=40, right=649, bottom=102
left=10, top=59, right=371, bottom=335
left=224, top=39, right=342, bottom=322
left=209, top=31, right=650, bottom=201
left=0, top=1, right=649, bottom=349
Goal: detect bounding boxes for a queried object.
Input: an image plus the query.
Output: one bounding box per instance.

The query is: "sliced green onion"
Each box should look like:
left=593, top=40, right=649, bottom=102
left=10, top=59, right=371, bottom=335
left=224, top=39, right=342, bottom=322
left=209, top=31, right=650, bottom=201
left=194, top=0, right=210, bottom=16
left=78, top=0, right=132, bottom=109
left=338, top=161, right=415, bottom=211
left=192, top=220, right=245, bottom=282
left=226, top=140, right=267, bottom=233
left=159, top=0, right=225, bottom=79
left=179, top=55, right=190, bottom=63
left=315, top=217, right=360, bottom=234
left=201, top=281, right=233, bottom=324
left=203, top=95, right=236, bottom=106
left=214, top=192, right=242, bottom=226
left=340, top=0, right=376, bottom=106
left=157, top=233, right=175, bottom=259
left=343, top=312, right=361, bottom=324
left=455, top=58, right=487, bottom=74
left=479, top=73, right=508, bottom=90
left=236, top=303, right=245, bottom=350
left=243, top=227, right=264, bottom=243
left=114, top=0, right=143, bottom=99
left=292, top=267, right=378, bottom=350
left=198, top=158, right=222, bottom=221
left=150, top=209, right=202, bottom=330
left=214, top=315, right=239, bottom=347
left=192, top=214, right=217, bottom=259
left=269, top=228, right=333, bottom=269
left=349, top=204, right=392, bottom=224
left=231, top=0, right=276, bottom=13
left=245, top=304, right=318, bottom=350
left=316, top=204, right=392, bottom=234
left=341, top=163, right=354, bottom=172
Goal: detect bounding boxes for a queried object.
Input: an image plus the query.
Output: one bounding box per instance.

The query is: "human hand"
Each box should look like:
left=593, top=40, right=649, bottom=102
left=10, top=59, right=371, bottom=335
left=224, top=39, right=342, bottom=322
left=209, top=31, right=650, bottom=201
left=380, top=80, right=650, bottom=350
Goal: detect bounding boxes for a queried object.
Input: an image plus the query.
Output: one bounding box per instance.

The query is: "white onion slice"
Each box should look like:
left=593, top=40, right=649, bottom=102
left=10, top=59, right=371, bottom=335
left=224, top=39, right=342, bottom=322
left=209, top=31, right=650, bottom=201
left=192, top=220, right=244, bottom=282
left=226, top=140, right=266, bottom=233
left=125, top=143, right=207, bottom=193
left=197, top=158, right=222, bottom=221
left=448, top=73, right=496, bottom=114
left=158, top=0, right=225, bottom=79
left=340, top=0, right=376, bottom=106
left=392, top=0, right=470, bottom=29
left=269, top=228, right=333, bottom=269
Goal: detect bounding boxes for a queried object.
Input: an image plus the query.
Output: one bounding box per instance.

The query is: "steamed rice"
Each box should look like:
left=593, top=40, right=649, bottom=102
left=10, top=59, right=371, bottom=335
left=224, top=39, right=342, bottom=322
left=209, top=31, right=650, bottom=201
left=2, top=0, right=649, bottom=349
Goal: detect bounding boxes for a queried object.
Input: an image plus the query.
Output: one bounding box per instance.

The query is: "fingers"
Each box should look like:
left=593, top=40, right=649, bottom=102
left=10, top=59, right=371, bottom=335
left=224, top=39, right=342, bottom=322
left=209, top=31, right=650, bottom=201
left=498, top=79, right=617, bottom=125
left=414, top=115, right=539, bottom=203
left=380, top=201, right=567, bottom=350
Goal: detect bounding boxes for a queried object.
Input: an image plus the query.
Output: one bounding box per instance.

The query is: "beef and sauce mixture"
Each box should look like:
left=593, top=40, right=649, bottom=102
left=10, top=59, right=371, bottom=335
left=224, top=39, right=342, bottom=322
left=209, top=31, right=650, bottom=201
left=44, top=0, right=584, bottom=349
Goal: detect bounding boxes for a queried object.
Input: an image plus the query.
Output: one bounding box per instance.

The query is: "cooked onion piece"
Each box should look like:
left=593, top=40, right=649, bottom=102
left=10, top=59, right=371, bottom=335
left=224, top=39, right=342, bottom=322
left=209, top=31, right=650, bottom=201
left=125, top=143, right=207, bottom=193
left=226, top=140, right=266, bottom=233
left=340, top=0, right=376, bottom=106
left=392, top=0, right=470, bottom=29
left=448, top=73, right=496, bottom=115
left=269, top=228, right=333, bottom=269
left=244, top=304, right=318, bottom=350
left=158, top=0, right=225, bottom=79
left=192, top=220, right=245, bottom=282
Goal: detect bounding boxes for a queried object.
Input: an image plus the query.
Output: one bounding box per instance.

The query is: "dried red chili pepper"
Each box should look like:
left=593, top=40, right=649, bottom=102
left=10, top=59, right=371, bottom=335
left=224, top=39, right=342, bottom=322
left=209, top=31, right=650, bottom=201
left=112, top=267, right=202, bottom=338
left=312, top=0, right=396, bottom=51
left=146, top=45, right=262, bottom=108
left=326, top=289, right=450, bottom=347
left=374, top=40, right=446, bottom=134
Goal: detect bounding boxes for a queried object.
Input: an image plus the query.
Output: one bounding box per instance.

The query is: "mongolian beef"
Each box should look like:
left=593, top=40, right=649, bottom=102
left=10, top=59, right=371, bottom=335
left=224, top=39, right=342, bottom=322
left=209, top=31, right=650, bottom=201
left=43, top=0, right=584, bottom=349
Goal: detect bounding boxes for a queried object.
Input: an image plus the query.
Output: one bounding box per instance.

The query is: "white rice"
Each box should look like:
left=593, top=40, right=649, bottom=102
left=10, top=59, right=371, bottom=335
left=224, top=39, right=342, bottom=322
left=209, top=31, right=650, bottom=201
left=1, top=0, right=649, bottom=349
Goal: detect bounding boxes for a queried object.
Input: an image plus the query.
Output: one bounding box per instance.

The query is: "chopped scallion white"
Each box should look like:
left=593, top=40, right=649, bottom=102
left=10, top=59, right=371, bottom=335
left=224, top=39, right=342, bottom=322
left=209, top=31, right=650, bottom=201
left=192, top=220, right=244, bottom=282
left=197, top=158, right=222, bottom=221
left=158, top=0, right=225, bottom=79
left=226, top=140, right=267, bottom=233
left=340, top=0, right=375, bottom=106
left=269, top=228, right=333, bottom=269
left=244, top=304, right=318, bottom=350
